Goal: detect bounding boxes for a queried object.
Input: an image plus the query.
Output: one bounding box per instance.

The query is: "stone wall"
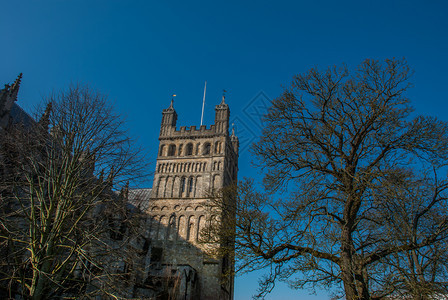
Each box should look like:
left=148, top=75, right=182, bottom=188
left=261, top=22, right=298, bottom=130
left=142, top=97, right=238, bottom=300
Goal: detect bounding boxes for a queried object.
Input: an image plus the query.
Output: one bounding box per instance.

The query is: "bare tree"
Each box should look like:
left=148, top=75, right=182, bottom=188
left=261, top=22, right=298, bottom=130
left=223, top=59, right=448, bottom=299
left=371, top=168, right=448, bottom=298
left=0, top=84, right=148, bottom=299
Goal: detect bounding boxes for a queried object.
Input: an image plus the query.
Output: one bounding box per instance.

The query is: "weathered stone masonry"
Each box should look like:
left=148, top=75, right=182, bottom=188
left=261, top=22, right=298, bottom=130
left=141, top=96, right=238, bottom=300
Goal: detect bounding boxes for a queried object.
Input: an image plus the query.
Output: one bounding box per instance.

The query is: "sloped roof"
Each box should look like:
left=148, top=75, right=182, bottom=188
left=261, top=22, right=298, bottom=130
left=10, top=103, right=35, bottom=128
left=127, top=188, right=152, bottom=211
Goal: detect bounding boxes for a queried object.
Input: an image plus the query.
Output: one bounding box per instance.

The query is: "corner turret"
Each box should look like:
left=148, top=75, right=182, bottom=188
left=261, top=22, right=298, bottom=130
left=159, top=99, right=178, bottom=137
left=214, top=94, right=229, bottom=134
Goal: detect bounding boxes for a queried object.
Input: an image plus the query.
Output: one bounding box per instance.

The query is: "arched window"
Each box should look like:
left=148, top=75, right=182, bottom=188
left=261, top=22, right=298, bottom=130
left=180, top=177, right=186, bottom=194
left=188, top=177, right=194, bottom=194
left=159, top=145, right=165, bottom=156
left=168, top=144, right=176, bottom=156
left=203, top=143, right=211, bottom=155
left=186, top=143, right=193, bottom=156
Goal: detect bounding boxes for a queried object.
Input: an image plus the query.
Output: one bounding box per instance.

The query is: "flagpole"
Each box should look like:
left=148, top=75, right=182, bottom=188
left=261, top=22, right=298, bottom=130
left=200, top=81, right=207, bottom=126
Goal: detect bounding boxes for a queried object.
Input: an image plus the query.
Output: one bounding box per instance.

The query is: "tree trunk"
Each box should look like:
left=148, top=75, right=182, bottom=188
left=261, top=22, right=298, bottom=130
left=354, top=265, right=371, bottom=300
left=341, top=255, right=358, bottom=300
left=31, top=259, right=52, bottom=300
left=341, top=226, right=359, bottom=300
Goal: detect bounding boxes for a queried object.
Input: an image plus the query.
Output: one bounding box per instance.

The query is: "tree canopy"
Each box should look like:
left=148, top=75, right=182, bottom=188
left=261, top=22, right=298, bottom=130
left=0, top=85, right=148, bottom=299
left=229, top=59, right=448, bottom=299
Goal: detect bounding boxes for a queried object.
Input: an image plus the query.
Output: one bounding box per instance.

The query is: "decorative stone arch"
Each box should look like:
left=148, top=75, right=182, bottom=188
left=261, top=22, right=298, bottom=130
left=203, top=142, right=211, bottom=155
left=185, top=143, right=194, bottom=156
left=168, top=144, right=176, bottom=156
left=178, top=215, right=187, bottom=240
left=159, top=144, right=166, bottom=156
left=197, top=215, right=206, bottom=241
left=186, top=215, right=195, bottom=241
left=168, top=214, right=177, bottom=241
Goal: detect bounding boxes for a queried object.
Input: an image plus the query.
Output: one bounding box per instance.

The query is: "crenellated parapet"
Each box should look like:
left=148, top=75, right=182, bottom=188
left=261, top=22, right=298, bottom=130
left=159, top=95, right=231, bottom=140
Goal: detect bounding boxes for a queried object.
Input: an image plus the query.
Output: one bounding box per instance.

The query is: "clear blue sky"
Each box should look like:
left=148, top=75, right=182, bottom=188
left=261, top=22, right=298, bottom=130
left=2, top=1, right=448, bottom=298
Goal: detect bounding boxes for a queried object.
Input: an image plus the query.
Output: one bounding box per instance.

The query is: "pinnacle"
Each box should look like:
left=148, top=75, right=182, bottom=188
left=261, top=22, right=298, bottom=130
left=221, top=89, right=227, bottom=105
left=8, top=73, right=23, bottom=100
left=11, top=73, right=22, bottom=92
left=14, top=73, right=23, bottom=86
left=39, top=102, right=53, bottom=131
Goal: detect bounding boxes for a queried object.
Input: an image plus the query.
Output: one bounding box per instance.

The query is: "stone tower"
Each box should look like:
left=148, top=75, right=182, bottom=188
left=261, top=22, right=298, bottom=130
left=145, top=96, right=238, bottom=300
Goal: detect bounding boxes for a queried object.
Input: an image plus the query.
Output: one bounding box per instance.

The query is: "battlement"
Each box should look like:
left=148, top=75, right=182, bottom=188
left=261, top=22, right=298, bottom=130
left=160, top=124, right=227, bottom=140
left=159, top=97, right=230, bottom=139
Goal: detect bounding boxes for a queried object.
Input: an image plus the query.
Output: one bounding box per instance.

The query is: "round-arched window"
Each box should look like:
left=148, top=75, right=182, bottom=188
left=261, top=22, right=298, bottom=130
left=168, top=144, right=176, bottom=156
left=186, top=143, right=193, bottom=156
left=203, top=143, right=211, bottom=155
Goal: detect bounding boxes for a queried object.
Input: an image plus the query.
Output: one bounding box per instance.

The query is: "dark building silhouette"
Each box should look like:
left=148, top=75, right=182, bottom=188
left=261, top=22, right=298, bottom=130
left=1, top=76, right=239, bottom=299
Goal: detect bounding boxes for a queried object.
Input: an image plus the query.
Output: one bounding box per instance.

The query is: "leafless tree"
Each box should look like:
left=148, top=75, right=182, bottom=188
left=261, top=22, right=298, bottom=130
left=0, top=84, right=148, bottom=299
left=371, top=168, right=448, bottom=299
left=218, top=59, right=448, bottom=299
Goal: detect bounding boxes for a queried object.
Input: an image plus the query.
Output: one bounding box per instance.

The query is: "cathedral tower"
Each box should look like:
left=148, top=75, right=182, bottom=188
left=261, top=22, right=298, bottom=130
left=146, top=96, right=238, bottom=300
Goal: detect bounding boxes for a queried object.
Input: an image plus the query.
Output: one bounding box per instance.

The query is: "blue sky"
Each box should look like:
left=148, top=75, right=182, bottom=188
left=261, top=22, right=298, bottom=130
left=2, top=0, right=448, bottom=298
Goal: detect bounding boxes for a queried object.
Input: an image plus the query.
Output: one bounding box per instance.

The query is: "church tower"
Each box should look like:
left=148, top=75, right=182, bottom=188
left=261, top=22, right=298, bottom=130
left=146, top=95, right=238, bottom=300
